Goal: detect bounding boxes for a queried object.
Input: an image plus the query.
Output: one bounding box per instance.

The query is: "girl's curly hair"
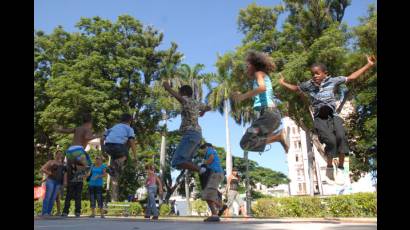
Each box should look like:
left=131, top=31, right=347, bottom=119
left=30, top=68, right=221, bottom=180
left=245, top=50, right=275, bottom=74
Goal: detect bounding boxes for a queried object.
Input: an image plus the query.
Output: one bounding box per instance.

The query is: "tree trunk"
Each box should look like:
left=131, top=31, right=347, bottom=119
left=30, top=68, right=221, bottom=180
left=244, top=150, right=251, bottom=215
left=224, top=100, right=233, bottom=176
left=164, top=170, right=185, bottom=203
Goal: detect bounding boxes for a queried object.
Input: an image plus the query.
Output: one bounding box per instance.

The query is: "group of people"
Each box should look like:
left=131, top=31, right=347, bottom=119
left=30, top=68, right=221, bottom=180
left=39, top=50, right=376, bottom=222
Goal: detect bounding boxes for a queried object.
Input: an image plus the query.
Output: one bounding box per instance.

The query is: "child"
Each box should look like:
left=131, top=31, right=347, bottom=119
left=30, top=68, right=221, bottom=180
left=40, top=150, right=65, bottom=216
left=162, top=82, right=211, bottom=173
left=278, top=55, right=376, bottom=184
left=87, top=156, right=107, bottom=218
left=144, top=164, right=163, bottom=220
left=232, top=51, right=289, bottom=153
left=101, top=113, right=137, bottom=178
left=199, top=143, right=226, bottom=222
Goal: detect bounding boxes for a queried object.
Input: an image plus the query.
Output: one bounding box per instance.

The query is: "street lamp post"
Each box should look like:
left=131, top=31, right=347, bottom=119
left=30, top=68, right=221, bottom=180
left=244, top=150, right=251, bottom=215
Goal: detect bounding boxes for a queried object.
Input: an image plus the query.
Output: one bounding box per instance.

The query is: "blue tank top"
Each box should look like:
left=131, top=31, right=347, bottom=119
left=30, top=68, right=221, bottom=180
left=253, top=75, right=275, bottom=108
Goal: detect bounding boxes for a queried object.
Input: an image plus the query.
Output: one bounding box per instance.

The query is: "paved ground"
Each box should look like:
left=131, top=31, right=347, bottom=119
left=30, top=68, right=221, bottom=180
left=34, top=217, right=377, bottom=230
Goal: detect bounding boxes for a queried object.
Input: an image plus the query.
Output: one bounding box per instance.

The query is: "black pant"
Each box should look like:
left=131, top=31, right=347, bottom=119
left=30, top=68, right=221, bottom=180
left=63, top=182, right=83, bottom=214
left=104, top=143, right=129, bottom=160
left=89, top=186, right=103, bottom=209
left=314, top=115, right=349, bottom=157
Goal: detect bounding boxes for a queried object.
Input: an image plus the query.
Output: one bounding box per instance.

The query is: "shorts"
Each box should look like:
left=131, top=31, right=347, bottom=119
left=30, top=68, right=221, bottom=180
left=65, top=146, right=88, bottom=165
left=240, top=107, right=282, bottom=152
left=226, top=190, right=244, bottom=207
left=104, top=143, right=129, bottom=160
left=171, top=130, right=202, bottom=169
left=202, top=172, right=224, bottom=202
left=314, top=115, right=349, bottom=158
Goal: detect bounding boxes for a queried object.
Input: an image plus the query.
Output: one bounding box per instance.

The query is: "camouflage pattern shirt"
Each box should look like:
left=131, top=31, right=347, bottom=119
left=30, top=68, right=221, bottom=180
left=179, top=96, right=208, bottom=134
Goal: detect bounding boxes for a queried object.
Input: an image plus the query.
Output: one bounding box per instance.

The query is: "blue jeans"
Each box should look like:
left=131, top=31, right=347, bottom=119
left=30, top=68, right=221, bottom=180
left=145, top=185, right=159, bottom=217
left=89, top=186, right=103, bottom=209
left=171, top=130, right=202, bottom=168
left=42, top=178, right=61, bottom=215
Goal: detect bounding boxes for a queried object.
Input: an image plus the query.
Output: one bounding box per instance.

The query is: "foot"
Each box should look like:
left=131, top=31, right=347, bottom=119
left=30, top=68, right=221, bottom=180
left=204, top=216, right=220, bottom=222
left=75, top=213, right=81, bottom=218
left=61, top=213, right=68, bottom=217
left=335, top=167, right=345, bottom=185
left=144, top=215, right=150, bottom=219
left=89, top=214, right=95, bottom=218
left=100, top=215, right=105, bottom=218
left=279, top=130, right=289, bottom=153
left=152, top=216, right=159, bottom=220
left=218, top=205, right=228, bottom=217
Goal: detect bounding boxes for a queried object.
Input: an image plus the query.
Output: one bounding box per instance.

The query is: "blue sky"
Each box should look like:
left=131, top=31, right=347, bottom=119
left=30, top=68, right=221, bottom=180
left=35, top=0, right=376, bottom=176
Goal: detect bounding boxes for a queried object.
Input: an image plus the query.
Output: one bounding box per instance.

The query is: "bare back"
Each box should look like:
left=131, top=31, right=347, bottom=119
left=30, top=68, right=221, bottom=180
left=72, top=125, right=94, bottom=148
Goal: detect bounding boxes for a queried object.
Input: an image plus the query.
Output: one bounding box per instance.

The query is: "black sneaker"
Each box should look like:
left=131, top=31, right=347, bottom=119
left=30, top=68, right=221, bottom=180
left=152, top=216, right=159, bottom=220
left=75, top=213, right=81, bottom=218
left=218, top=205, right=228, bottom=217
left=204, top=216, right=220, bottom=222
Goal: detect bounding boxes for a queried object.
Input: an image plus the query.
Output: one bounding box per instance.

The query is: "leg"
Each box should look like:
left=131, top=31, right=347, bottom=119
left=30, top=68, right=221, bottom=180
left=171, top=131, right=202, bottom=172
left=333, top=116, right=349, bottom=168
left=42, top=179, right=54, bottom=215
left=266, top=129, right=289, bottom=153
left=62, top=183, right=74, bottom=215
left=74, top=182, right=83, bottom=216
left=47, top=183, right=61, bottom=215
left=96, top=187, right=104, bottom=217
left=235, top=192, right=248, bottom=217
left=89, top=186, right=96, bottom=216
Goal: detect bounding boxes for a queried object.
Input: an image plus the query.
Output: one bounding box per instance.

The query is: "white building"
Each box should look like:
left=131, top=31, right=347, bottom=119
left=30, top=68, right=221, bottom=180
left=254, top=183, right=290, bottom=197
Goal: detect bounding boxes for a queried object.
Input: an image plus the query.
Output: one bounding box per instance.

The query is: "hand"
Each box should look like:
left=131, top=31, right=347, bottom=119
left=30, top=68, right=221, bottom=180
left=162, top=81, right=171, bottom=89
left=278, top=73, right=285, bottom=85
left=231, top=92, right=243, bottom=103
left=366, top=55, right=376, bottom=66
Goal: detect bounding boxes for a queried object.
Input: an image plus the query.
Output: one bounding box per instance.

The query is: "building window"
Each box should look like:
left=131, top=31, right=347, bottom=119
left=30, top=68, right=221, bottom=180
left=298, top=141, right=301, bottom=149
left=296, top=155, right=299, bottom=162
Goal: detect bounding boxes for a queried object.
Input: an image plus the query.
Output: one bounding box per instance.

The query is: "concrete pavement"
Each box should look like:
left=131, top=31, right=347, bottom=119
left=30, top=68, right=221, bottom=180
left=34, top=216, right=377, bottom=230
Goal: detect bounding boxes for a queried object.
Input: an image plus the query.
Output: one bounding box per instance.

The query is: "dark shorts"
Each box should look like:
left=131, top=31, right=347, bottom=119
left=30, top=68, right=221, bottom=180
left=314, top=115, right=349, bottom=157
left=104, top=143, right=129, bottom=160
left=240, top=107, right=282, bottom=152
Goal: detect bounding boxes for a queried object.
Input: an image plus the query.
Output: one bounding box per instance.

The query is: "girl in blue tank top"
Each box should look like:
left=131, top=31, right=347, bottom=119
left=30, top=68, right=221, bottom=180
left=232, top=51, right=289, bottom=152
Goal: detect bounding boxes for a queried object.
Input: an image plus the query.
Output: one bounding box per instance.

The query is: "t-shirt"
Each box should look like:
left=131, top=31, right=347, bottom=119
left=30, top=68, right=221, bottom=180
left=104, top=123, right=135, bottom=144
left=298, top=76, right=347, bottom=117
left=205, top=147, right=223, bottom=173
left=253, top=75, right=275, bottom=108
left=88, top=164, right=107, bottom=187
left=179, top=96, right=208, bottom=134
left=47, top=162, right=66, bottom=184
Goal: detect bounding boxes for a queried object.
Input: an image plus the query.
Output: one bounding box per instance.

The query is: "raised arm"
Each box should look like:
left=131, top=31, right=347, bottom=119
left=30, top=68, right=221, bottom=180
left=232, top=71, right=266, bottom=102
left=278, top=73, right=300, bottom=93
left=162, top=81, right=186, bottom=104
left=346, top=55, right=376, bottom=83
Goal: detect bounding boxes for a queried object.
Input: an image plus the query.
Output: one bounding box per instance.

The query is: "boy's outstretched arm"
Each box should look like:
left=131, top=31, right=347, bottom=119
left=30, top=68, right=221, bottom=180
left=162, top=81, right=186, bottom=104
left=346, top=55, right=376, bottom=83
left=278, top=73, right=300, bottom=93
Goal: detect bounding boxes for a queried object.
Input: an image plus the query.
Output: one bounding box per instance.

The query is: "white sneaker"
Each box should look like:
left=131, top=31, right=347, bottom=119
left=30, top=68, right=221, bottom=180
left=335, top=168, right=345, bottom=185
left=324, top=167, right=335, bottom=184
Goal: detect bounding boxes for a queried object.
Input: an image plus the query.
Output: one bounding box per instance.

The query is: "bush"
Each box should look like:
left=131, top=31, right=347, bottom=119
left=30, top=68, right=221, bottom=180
left=252, top=192, right=376, bottom=217
left=191, top=200, right=208, bottom=216
left=34, top=200, right=143, bottom=216
left=159, top=204, right=171, bottom=216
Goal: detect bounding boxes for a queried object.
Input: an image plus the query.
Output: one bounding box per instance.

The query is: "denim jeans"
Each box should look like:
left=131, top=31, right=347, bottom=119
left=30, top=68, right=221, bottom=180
left=63, top=182, right=83, bottom=214
left=89, top=186, right=103, bottom=209
left=171, top=130, right=202, bottom=168
left=145, top=185, right=159, bottom=217
left=42, top=178, right=62, bottom=215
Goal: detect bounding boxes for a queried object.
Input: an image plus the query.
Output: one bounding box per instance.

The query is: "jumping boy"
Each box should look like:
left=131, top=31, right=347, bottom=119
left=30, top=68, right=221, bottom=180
left=162, top=82, right=211, bottom=173
left=232, top=51, right=289, bottom=153
left=278, top=55, right=376, bottom=184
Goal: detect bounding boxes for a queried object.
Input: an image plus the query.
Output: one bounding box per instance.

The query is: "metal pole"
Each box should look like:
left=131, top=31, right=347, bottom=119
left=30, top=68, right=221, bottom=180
left=185, top=171, right=191, bottom=215
left=244, top=150, right=251, bottom=215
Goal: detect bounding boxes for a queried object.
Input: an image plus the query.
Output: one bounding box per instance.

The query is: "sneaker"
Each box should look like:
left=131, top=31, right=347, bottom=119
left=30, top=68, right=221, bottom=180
left=144, top=215, right=150, bottom=219
left=61, top=213, right=68, bottom=217
left=218, top=205, right=228, bottom=217
left=100, top=215, right=105, bottom=219
left=335, top=168, right=345, bottom=185
left=75, top=213, right=81, bottom=218
left=152, top=216, right=159, bottom=220
left=204, top=216, right=220, bottom=222
left=89, top=214, right=95, bottom=218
